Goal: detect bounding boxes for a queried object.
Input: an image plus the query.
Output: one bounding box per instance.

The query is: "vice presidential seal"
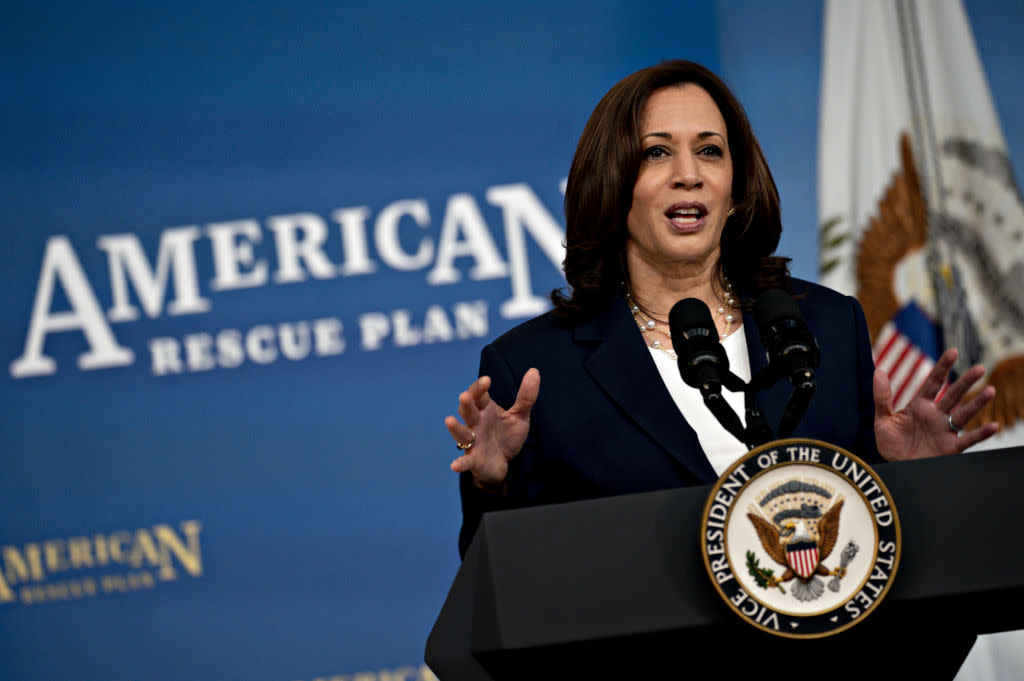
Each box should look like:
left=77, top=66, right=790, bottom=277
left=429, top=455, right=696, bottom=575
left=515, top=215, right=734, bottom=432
left=700, top=439, right=900, bottom=638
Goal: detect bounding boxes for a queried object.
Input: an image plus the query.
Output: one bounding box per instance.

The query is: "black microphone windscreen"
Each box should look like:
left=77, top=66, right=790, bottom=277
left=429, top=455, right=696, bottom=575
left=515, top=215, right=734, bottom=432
left=754, top=288, right=803, bottom=335
left=669, top=298, right=730, bottom=389
left=754, top=288, right=820, bottom=379
left=669, top=298, right=715, bottom=341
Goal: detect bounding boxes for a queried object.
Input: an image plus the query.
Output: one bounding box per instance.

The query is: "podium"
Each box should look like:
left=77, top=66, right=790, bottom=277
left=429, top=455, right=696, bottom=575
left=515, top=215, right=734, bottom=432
left=426, top=447, right=1024, bottom=680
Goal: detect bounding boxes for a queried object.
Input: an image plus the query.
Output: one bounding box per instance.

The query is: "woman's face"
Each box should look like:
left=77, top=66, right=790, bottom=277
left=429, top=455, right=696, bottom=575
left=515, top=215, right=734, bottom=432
left=625, top=84, right=733, bottom=279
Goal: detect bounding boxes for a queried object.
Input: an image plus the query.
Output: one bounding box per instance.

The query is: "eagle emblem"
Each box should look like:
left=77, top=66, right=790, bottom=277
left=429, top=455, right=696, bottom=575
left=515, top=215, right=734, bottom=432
left=746, top=478, right=854, bottom=602
left=851, top=133, right=1024, bottom=428
left=701, top=440, right=899, bottom=638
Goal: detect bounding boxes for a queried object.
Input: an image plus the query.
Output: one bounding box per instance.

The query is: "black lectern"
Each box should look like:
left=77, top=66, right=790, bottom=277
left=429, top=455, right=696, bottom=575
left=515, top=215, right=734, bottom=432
left=426, top=447, right=1024, bottom=680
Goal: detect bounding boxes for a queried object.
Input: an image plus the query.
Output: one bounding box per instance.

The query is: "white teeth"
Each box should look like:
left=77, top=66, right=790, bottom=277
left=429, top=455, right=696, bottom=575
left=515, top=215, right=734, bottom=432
left=668, top=208, right=703, bottom=224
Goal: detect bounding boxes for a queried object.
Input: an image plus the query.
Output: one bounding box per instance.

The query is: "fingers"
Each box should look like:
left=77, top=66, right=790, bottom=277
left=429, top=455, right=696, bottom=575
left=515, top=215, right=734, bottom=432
left=445, top=415, right=476, bottom=472
left=938, top=352, right=998, bottom=451
left=917, top=348, right=958, bottom=402
left=448, top=375, right=492, bottom=471
left=872, top=368, right=894, bottom=419
left=457, top=390, right=478, bottom=425
left=954, top=420, right=1000, bottom=451
left=936, top=363, right=986, bottom=413
left=949, top=384, right=996, bottom=430
left=445, top=414, right=473, bottom=444
left=457, top=375, right=492, bottom=426
left=467, top=375, right=492, bottom=406
left=929, top=348, right=996, bottom=440
left=510, top=368, right=540, bottom=416
left=447, top=369, right=538, bottom=476
left=446, top=414, right=476, bottom=453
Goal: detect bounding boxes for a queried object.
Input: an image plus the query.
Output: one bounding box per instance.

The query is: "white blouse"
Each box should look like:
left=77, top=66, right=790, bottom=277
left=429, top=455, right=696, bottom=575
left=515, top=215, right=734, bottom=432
left=648, top=328, right=751, bottom=477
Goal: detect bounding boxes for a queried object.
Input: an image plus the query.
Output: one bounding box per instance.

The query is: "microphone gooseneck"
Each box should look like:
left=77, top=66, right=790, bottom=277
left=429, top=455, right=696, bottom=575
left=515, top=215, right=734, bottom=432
left=753, top=289, right=820, bottom=438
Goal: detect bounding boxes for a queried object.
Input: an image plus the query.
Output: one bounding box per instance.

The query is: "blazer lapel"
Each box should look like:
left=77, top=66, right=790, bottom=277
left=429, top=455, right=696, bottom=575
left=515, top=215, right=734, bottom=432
left=575, top=300, right=719, bottom=484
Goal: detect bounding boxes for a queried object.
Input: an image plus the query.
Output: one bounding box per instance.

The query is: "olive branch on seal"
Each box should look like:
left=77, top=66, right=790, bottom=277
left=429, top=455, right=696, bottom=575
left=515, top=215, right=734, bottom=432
left=746, top=550, right=785, bottom=594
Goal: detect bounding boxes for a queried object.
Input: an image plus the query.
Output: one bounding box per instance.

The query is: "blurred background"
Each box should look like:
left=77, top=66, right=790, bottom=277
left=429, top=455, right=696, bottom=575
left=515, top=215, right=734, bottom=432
left=1, top=1, right=1021, bottom=679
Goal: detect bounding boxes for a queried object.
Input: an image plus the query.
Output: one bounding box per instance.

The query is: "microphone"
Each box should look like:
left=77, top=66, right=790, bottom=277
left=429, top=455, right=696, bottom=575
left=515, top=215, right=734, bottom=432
left=669, top=299, right=746, bottom=444
left=754, top=289, right=819, bottom=437
left=754, top=289, right=820, bottom=386
left=669, top=298, right=729, bottom=392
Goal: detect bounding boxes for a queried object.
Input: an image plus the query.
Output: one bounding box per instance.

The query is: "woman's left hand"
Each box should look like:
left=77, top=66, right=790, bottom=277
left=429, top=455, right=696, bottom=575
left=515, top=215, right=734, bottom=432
left=874, top=347, right=999, bottom=461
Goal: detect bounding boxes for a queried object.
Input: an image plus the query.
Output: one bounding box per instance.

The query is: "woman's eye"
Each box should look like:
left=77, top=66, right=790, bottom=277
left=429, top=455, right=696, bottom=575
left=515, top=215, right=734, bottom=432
left=699, top=145, right=724, bottom=158
left=642, top=145, right=669, bottom=160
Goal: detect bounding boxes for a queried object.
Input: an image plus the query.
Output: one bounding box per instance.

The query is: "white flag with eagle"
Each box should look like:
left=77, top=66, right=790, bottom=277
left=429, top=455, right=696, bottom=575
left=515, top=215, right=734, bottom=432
left=819, top=0, right=1024, bottom=445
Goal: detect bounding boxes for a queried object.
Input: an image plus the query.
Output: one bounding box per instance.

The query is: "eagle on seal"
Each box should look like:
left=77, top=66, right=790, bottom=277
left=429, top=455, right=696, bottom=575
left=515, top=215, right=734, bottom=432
left=747, top=496, right=844, bottom=602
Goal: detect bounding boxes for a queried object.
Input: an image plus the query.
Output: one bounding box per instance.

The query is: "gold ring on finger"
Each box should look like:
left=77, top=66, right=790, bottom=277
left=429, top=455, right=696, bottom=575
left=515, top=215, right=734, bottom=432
left=456, top=431, right=476, bottom=450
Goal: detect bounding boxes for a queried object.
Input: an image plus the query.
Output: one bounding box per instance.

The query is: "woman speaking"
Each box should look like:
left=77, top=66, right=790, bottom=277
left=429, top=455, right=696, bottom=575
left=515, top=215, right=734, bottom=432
left=443, top=60, right=998, bottom=558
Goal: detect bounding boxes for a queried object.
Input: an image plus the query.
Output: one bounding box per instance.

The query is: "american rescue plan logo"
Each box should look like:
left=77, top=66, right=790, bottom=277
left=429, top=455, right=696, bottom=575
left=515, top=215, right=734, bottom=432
left=700, top=439, right=900, bottom=638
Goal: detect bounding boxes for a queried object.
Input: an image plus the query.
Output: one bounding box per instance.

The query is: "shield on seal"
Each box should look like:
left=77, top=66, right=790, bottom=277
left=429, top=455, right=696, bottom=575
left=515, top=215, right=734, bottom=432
left=786, top=540, right=819, bottom=579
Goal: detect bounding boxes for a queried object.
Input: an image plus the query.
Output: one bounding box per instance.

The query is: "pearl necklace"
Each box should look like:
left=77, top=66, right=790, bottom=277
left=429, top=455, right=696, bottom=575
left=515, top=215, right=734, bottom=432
left=626, top=281, right=737, bottom=360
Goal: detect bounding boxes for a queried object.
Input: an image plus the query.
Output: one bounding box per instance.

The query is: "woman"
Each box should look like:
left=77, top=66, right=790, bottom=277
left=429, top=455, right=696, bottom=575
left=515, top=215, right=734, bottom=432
left=444, top=60, right=998, bottom=558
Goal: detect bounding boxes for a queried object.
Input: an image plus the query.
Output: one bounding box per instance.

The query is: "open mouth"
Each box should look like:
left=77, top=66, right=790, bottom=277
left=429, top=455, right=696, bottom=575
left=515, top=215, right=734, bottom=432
left=666, top=204, right=706, bottom=227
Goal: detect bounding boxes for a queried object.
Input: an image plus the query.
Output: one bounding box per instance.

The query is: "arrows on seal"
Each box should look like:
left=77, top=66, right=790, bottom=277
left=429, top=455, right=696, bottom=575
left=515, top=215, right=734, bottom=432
left=827, top=541, right=859, bottom=592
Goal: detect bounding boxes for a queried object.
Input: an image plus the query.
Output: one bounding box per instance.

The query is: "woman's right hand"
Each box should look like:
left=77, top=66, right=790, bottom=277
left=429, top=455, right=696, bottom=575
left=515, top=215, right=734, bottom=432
left=445, top=368, right=540, bottom=490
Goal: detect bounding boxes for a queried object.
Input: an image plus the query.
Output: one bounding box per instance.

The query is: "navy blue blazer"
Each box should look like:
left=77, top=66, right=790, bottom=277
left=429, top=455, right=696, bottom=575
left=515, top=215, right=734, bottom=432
left=458, top=279, right=879, bottom=557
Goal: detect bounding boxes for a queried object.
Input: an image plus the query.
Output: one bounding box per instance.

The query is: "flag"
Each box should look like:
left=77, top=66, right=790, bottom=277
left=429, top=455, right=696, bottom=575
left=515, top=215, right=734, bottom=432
left=818, top=0, right=1024, bottom=440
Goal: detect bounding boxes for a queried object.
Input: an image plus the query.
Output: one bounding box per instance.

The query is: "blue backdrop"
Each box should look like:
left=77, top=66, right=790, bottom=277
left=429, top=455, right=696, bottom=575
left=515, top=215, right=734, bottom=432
left=1, top=2, right=1021, bottom=679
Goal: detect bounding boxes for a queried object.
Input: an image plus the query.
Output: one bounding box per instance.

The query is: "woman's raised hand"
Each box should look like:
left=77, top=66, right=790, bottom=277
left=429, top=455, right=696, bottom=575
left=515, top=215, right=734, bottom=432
left=445, top=368, right=540, bottom=489
left=874, top=348, right=999, bottom=460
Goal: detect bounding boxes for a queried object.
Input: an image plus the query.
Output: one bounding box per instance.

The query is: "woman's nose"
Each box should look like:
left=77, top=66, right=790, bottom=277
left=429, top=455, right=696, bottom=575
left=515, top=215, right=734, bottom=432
left=672, top=155, right=702, bottom=189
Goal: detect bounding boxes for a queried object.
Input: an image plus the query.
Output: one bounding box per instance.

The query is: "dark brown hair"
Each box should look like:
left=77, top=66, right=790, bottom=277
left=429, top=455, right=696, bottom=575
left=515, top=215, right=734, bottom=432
left=551, top=59, right=790, bottom=319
